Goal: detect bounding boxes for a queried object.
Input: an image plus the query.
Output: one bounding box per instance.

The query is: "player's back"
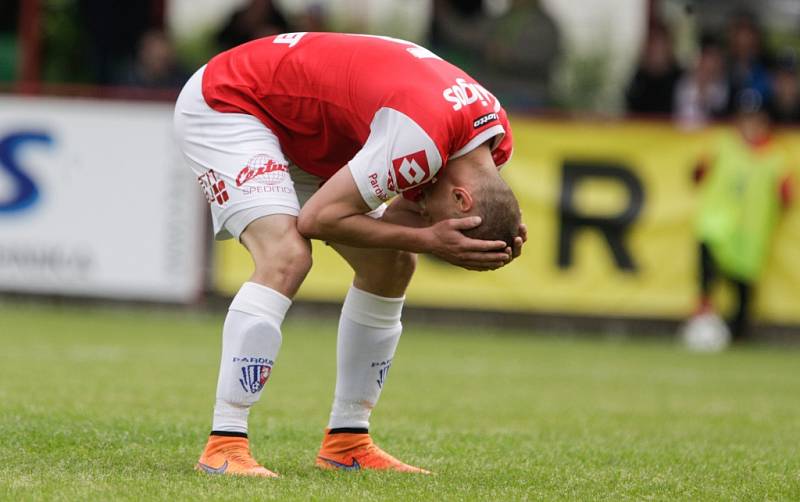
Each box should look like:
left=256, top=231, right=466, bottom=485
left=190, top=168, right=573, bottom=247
left=202, top=32, right=504, bottom=178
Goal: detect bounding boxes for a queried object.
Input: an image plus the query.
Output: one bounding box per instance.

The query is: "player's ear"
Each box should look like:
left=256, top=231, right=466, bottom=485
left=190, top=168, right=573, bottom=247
left=452, top=187, right=474, bottom=212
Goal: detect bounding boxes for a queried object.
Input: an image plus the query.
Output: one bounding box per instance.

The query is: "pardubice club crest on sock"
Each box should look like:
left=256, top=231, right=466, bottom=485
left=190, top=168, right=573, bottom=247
left=372, top=359, right=392, bottom=389
left=234, top=356, right=274, bottom=393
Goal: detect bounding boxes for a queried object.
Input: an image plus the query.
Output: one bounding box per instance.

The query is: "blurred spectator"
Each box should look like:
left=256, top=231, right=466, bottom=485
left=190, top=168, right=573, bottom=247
left=115, top=29, right=189, bottom=89
left=625, top=22, right=682, bottom=115
left=80, top=0, right=153, bottom=85
left=324, top=1, right=432, bottom=44
left=482, top=0, right=559, bottom=109
left=432, top=0, right=557, bottom=109
left=766, top=51, right=800, bottom=124
left=294, top=3, right=327, bottom=33
left=674, top=34, right=730, bottom=128
left=0, top=0, right=18, bottom=82
left=725, top=12, right=773, bottom=113
left=216, top=0, right=290, bottom=51
left=690, top=90, right=794, bottom=340
left=431, top=0, right=497, bottom=70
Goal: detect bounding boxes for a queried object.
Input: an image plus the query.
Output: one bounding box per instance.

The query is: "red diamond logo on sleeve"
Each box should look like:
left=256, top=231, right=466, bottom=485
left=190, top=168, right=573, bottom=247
left=391, top=150, right=430, bottom=190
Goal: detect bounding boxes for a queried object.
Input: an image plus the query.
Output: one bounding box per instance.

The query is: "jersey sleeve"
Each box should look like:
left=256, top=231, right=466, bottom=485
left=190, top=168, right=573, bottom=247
left=348, top=107, right=443, bottom=210
left=492, top=114, right=513, bottom=170
left=446, top=87, right=514, bottom=171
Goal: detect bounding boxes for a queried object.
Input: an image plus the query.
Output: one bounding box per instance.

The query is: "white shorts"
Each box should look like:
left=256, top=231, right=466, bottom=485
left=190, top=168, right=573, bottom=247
left=173, top=66, right=385, bottom=240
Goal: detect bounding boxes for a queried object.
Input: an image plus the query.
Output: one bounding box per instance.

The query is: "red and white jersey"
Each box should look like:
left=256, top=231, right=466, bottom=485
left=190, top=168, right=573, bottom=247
left=202, top=32, right=513, bottom=209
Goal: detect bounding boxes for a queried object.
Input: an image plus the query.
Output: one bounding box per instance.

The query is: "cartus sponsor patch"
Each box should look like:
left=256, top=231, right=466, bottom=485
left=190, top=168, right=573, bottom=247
left=236, top=155, right=289, bottom=187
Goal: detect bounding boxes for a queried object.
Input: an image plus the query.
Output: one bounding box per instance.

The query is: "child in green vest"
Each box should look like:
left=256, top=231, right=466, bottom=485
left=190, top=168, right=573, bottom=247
left=692, top=90, right=794, bottom=341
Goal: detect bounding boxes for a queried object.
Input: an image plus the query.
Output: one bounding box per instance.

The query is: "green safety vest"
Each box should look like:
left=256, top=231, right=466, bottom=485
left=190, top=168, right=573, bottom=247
left=696, top=133, right=786, bottom=282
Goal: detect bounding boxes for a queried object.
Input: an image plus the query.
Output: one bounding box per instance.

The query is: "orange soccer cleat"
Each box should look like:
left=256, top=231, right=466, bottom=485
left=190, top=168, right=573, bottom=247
left=195, top=434, right=278, bottom=477
left=315, top=429, right=430, bottom=473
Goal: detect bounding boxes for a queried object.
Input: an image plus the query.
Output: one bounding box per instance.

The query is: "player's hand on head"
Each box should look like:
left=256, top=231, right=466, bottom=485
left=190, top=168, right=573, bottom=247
left=511, top=222, right=527, bottom=260
left=427, top=216, right=511, bottom=271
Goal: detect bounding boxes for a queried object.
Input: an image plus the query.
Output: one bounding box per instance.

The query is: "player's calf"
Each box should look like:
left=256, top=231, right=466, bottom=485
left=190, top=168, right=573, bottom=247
left=201, top=214, right=308, bottom=475
left=349, top=248, right=417, bottom=298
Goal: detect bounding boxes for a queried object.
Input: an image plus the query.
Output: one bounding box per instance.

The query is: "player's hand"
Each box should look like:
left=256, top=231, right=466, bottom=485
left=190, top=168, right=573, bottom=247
left=427, top=216, right=511, bottom=271
left=510, top=222, right=527, bottom=260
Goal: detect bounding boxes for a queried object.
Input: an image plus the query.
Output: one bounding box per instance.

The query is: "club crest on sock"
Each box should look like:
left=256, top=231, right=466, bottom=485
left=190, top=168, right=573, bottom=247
left=372, top=359, right=392, bottom=389
left=234, top=356, right=274, bottom=394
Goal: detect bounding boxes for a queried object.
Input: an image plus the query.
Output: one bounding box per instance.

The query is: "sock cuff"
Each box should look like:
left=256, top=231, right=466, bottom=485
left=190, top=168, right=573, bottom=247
left=341, top=286, right=404, bottom=329
left=230, top=282, right=292, bottom=319
left=328, top=427, right=368, bottom=435
left=210, top=430, right=248, bottom=438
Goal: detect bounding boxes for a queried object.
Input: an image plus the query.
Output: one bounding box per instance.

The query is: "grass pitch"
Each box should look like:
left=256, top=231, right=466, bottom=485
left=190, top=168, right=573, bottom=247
left=0, top=304, right=798, bottom=501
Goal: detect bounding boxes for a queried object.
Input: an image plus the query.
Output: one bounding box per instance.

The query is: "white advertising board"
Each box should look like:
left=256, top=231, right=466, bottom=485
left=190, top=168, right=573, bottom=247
left=0, top=96, right=206, bottom=302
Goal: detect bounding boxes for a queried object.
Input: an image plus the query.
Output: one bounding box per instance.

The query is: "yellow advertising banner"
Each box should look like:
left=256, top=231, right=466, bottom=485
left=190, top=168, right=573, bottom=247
left=214, top=118, right=800, bottom=324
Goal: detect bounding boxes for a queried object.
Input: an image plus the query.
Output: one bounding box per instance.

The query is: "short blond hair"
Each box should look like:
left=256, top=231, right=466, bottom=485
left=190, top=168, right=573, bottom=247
left=461, top=175, right=520, bottom=248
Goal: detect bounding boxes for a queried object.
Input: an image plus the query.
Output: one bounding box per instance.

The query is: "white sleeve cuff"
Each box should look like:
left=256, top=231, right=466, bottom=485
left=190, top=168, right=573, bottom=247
left=348, top=162, right=386, bottom=210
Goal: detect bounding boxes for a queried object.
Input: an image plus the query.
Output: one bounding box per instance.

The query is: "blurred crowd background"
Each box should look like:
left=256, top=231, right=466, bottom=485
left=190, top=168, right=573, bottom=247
left=2, top=0, right=800, bottom=122
left=2, top=0, right=800, bottom=340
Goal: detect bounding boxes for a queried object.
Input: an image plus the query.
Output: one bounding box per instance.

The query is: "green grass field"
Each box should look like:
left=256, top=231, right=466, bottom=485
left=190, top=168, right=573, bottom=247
left=1, top=304, right=798, bottom=501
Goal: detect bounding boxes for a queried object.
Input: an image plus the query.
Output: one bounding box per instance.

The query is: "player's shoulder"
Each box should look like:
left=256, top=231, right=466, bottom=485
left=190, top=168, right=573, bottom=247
left=382, top=68, right=501, bottom=125
left=380, top=74, right=513, bottom=164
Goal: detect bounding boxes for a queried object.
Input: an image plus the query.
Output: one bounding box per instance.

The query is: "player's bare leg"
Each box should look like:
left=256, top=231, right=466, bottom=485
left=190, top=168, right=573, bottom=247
left=315, top=242, right=428, bottom=473
left=197, top=215, right=311, bottom=477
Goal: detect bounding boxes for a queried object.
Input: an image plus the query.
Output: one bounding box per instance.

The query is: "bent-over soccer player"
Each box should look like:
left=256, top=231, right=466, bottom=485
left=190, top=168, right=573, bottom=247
left=174, top=32, right=526, bottom=476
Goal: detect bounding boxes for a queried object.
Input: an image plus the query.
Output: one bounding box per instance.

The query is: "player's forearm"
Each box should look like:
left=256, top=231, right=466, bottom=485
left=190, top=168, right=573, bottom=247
left=297, top=211, right=433, bottom=253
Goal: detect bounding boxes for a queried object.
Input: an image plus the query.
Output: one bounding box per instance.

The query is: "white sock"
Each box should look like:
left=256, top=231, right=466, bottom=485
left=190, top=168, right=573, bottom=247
left=211, top=282, right=291, bottom=434
left=328, top=286, right=404, bottom=430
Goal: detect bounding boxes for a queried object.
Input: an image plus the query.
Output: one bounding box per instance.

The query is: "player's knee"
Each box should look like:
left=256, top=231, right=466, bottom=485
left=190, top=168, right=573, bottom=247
left=250, top=233, right=312, bottom=290
left=272, top=236, right=312, bottom=280
left=289, top=239, right=314, bottom=279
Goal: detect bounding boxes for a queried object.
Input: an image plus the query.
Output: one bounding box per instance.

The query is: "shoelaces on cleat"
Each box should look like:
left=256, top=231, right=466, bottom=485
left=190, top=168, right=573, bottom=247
left=220, top=446, right=261, bottom=469
left=361, top=443, right=404, bottom=466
